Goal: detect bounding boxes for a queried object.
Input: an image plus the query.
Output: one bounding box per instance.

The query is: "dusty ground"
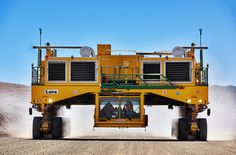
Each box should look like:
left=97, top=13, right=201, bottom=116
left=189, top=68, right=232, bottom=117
left=0, top=136, right=235, bottom=155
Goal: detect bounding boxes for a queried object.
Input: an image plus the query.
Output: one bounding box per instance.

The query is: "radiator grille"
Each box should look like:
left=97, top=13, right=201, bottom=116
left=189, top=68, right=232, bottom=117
left=71, top=62, right=96, bottom=81
left=166, top=62, right=191, bottom=82
left=48, top=62, right=66, bottom=81
left=143, top=63, right=160, bottom=80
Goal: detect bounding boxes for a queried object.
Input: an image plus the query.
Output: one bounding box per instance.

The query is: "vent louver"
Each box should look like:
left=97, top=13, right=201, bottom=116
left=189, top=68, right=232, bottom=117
left=71, top=62, right=96, bottom=81
left=48, top=62, right=66, bottom=81
left=143, top=63, right=160, bottom=80
left=166, top=62, right=191, bottom=82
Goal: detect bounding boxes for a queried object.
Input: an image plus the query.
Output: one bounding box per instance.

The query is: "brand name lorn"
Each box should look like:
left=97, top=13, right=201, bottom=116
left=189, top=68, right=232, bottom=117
left=44, top=89, right=58, bottom=94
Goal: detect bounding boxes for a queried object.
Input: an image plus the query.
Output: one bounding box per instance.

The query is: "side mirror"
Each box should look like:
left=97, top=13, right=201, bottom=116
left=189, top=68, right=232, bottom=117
left=29, top=107, right=32, bottom=115
left=207, top=108, right=211, bottom=116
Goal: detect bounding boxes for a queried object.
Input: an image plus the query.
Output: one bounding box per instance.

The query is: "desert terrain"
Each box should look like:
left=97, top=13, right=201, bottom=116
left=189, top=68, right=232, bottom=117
left=0, top=136, right=236, bottom=155
left=0, top=82, right=236, bottom=154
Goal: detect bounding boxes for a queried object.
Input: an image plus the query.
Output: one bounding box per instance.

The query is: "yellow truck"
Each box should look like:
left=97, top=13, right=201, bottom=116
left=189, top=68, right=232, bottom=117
left=30, top=42, right=209, bottom=140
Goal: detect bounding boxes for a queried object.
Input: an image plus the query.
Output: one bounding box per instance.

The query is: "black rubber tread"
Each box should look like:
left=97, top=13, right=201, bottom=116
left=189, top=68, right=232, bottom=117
left=52, top=117, right=63, bottom=139
left=197, top=118, right=207, bottom=141
left=33, top=117, right=42, bottom=139
left=178, top=118, right=188, bottom=141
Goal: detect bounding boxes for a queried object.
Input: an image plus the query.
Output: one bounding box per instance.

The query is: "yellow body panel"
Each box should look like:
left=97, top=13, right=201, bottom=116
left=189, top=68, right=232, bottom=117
left=40, top=61, right=46, bottom=84
left=31, top=85, right=100, bottom=104
left=121, top=86, right=208, bottom=105
left=97, top=44, right=111, bottom=55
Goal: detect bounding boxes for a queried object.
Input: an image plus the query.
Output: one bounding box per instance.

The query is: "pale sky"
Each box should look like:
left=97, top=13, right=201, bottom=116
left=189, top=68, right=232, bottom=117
left=0, top=0, right=236, bottom=85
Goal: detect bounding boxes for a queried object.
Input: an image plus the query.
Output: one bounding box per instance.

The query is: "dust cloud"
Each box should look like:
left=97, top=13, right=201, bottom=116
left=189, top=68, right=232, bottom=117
left=0, top=84, right=33, bottom=138
left=201, top=86, right=236, bottom=140
left=60, top=104, right=179, bottom=138
left=0, top=83, right=236, bottom=140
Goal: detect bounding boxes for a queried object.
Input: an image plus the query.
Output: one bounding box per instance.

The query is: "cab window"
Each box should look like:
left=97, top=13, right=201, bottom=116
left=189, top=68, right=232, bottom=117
left=120, top=98, right=140, bottom=119
left=99, top=97, right=119, bottom=119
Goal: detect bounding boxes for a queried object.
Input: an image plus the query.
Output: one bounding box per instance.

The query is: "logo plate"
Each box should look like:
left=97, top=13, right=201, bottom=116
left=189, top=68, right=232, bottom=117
left=44, top=89, right=58, bottom=94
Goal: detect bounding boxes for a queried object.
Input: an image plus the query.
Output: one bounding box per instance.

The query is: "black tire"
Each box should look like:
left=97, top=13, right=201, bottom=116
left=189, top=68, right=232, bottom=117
left=197, top=118, right=207, bottom=141
left=178, top=118, right=188, bottom=140
left=52, top=117, right=63, bottom=139
left=33, top=117, right=42, bottom=139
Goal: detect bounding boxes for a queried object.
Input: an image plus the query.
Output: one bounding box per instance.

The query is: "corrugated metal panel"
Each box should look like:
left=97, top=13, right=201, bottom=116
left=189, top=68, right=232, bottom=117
left=48, top=62, right=66, bottom=81
left=71, top=62, right=96, bottom=81
left=143, top=63, right=160, bottom=80
left=166, top=62, right=190, bottom=81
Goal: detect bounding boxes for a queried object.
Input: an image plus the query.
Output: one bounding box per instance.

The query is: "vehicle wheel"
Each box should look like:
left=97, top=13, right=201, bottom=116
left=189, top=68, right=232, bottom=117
left=178, top=118, right=188, bottom=140
left=197, top=118, right=207, bottom=141
left=52, top=117, right=63, bottom=139
left=33, top=117, right=42, bottom=139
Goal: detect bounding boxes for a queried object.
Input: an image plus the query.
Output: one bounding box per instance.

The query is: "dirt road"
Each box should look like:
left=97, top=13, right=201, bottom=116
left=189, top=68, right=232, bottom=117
left=0, top=137, right=235, bottom=155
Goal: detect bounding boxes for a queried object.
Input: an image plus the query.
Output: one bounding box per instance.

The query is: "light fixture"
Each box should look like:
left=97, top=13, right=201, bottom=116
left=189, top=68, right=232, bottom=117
left=48, top=98, right=53, bottom=103
left=198, top=99, right=203, bottom=103
left=187, top=99, right=191, bottom=103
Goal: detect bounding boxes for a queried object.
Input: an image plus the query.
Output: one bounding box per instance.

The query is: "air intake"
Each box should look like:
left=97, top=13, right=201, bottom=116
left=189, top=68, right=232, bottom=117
left=166, top=62, right=191, bottom=82
left=71, top=61, right=96, bottom=81
left=48, top=62, right=66, bottom=81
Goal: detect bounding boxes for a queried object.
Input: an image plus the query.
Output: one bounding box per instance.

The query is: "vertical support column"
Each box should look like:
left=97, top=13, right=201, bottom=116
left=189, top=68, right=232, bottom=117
left=66, top=61, right=69, bottom=84
left=199, top=29, right=204, bottom=84
left=38, top=49, right=42, bottom=67
left=41, top=103, right=45, bottom=114
left=38, top=49, right=42, bottom=84
left=140, top=93, right=144, bottom=122
left=94, top=93, right=99, bottom=126
left=180, top=105, right=199, bottom=135
left=200, top=48, right=203, bottom=84
left=161, top=61, right=165, bottom=84
left=200, top=49, right=203, bottom=70
left=38, top=28, right=42, bottom=68
left=97, top=56, right=101, bottom=84
left=190, top=105, right=199, bottom=135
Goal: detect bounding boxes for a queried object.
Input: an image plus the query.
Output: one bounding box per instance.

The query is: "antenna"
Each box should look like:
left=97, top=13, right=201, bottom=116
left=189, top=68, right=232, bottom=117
left=38, top=28, right=42, bottom=68
left=199, top=28, right=202, bottom=47
left=199, top=28, right=203, bottom=74
left=39, top=28, right=42, bottom=46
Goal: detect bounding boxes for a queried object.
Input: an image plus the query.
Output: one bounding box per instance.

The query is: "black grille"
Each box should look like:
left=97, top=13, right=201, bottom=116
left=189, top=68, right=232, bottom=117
left=166, top=62, right=190, bottom=81
left=143, top=63, right=160, bottom=80
left=71, top=62, right=96, bottom=81
left=48, top=62, right=66, bottom=81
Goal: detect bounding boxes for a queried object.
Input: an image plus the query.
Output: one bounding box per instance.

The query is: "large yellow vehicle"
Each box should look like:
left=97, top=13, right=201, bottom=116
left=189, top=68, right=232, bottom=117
left=30, top=41, right=209, bottom=141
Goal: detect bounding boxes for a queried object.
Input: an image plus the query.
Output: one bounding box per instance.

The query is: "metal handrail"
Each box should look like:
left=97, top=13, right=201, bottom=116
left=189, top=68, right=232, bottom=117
left=202, top=66, right=208, bottom=85
left=33, top=45, right=83, bottom=49
left=101, top=73, right=175, bottom=86
left=31, top=65, right=43, bottom=85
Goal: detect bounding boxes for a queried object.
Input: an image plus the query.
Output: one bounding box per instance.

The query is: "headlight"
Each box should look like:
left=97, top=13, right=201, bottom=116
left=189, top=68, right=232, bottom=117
left=48, top=98, right=53, bottom=103
left=187, top=99, right=191, bottom=103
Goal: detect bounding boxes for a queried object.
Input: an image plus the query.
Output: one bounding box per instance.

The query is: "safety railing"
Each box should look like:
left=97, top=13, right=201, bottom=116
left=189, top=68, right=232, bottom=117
left=202, top=66, right=208, bottom=86
left=31, top=64, right=42, bottom=85
left=101, top=73, right=177, bottom=89
left=101, top=66, right=176, bottom=89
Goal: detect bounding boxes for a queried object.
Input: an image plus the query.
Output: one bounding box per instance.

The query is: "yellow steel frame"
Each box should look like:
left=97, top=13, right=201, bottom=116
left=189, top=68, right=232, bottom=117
left=32, top=55, right=207, bottom=104
left=31, top=47, right=208, bottom=127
